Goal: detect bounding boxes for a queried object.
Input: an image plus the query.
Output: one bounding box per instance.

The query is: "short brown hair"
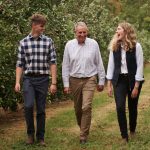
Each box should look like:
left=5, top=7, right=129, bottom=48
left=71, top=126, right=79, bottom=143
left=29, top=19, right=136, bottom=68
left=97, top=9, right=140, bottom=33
left=30, top=13, right=47, bottom=25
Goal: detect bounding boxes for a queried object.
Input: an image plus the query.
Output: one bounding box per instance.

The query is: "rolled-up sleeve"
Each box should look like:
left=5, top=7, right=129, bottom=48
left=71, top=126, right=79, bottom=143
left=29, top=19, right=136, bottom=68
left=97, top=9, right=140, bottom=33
left=62, top=44, right=70, bottom=87
left=135, top=43, right=144, bottom=81
left=16, top=42, right=25, bottom=68
left=95, top=43, right=105, bottom=85
left=106, top=50, right=114, bottom=80
left=50, top=40, right=57, bottom=64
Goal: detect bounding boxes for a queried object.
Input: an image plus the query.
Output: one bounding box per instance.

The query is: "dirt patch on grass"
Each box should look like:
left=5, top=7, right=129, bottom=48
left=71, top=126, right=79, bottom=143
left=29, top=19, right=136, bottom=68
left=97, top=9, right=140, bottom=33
left=0, top=100, right=73, bottom=139
left=59, top=87, right=150, bottom=135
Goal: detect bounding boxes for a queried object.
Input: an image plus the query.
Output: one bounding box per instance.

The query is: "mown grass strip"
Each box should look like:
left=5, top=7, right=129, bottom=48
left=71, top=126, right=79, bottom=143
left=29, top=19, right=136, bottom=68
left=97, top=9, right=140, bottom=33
left=3, top=64, right=150, bottom=150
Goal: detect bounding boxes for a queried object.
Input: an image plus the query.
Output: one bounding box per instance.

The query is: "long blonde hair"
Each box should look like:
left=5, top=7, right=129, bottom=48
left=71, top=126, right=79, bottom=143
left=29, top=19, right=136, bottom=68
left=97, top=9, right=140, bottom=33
left=108, top=22, right=137, bottom=51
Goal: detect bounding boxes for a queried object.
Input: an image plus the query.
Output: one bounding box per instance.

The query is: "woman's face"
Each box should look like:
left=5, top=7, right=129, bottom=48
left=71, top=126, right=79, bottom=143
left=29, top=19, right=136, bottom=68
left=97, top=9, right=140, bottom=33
left=116, top=25, right=125, bottom=41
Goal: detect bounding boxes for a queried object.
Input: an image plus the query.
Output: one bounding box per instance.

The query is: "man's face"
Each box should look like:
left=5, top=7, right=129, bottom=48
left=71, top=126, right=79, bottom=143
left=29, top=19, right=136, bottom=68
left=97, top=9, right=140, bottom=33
left=75, top=26, right=88, bottom=44
left=32, top=23, right=45, bottom=35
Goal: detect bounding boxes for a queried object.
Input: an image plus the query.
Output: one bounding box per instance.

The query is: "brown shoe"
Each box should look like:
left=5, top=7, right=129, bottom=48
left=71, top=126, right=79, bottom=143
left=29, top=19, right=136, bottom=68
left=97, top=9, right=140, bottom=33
left=130, top=132, right=136, bottom=139
left=80, top=139, right=87, bottom=144
left=38, top=140, right=46, bottom=147
left=121, top=137, right=128, bottom=144
left=80, top=136, right=87, bottom=145
left=26, top=135, right=34, bottom=145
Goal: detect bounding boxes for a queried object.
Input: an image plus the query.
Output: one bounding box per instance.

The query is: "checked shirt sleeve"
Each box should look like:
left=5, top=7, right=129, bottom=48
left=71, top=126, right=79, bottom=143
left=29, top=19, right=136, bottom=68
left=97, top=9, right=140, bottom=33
left=16, top=41, right=25, bottom=68
left=49, top=39, right=57, bottom=64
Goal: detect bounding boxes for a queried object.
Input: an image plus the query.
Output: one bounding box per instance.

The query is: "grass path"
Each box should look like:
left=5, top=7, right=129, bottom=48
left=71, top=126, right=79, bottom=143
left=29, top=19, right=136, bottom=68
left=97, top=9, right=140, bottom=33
left=0, top=64, right=150, bottom=150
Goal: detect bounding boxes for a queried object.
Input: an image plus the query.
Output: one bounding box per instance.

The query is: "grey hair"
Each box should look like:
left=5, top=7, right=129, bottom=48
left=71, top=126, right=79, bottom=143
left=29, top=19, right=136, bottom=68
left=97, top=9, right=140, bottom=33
left=74, top=22, right=88, bottom=32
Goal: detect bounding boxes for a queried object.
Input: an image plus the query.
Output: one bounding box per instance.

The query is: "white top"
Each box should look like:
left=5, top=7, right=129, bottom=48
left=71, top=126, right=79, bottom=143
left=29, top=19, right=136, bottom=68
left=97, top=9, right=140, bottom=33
left=106, top=42, right=144, bottom=81
left=62, top=38, right=105, bottom=87
left=121, top=48, right=128, bottom=74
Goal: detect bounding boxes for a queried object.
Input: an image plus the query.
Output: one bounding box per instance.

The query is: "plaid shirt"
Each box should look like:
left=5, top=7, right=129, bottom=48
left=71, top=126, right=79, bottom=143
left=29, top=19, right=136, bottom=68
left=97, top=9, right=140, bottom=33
left=16, top=34, right=56, bottom=75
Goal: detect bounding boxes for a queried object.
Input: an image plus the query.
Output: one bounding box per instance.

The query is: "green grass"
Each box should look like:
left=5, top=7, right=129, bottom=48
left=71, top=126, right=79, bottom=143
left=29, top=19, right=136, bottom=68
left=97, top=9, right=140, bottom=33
left=93, top=92, right=110, bottom=108
left=1, top=64, right=150, bottom=150
left=144, top=64, right=150, bottom=75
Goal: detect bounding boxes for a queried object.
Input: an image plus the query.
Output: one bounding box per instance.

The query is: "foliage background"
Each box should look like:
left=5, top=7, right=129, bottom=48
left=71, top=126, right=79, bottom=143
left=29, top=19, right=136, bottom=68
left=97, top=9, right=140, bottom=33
left=0, top=0, right=149, bottom=110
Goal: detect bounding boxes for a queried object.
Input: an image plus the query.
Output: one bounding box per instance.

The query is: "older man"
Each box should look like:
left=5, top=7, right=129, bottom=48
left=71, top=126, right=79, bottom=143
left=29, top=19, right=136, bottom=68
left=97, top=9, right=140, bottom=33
left=62, top=22, right=105, bottom=144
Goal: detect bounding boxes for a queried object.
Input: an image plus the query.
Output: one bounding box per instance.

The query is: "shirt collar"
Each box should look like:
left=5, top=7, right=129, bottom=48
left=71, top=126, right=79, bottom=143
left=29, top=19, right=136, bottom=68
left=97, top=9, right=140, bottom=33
left=28, top=33, right=43, bottom=39
left=76, top=37, right=87, bottom=45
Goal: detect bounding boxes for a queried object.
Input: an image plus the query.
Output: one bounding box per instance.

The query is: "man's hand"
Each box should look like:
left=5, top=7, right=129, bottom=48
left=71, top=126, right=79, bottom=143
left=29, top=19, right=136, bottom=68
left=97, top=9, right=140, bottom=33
left=49, top=84, right=57, bottom=94
left=64, top=87, right=71, bottom=94
left=97, top=85, right=104, bottom=92
left=15, top=83, right=21, bottom=92
left=15, top=67, right=23, bottom=93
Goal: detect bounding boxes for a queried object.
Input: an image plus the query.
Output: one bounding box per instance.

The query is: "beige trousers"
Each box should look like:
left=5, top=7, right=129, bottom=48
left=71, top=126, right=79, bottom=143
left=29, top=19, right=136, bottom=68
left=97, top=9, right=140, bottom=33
left=70, top=76, right=97, bottom=140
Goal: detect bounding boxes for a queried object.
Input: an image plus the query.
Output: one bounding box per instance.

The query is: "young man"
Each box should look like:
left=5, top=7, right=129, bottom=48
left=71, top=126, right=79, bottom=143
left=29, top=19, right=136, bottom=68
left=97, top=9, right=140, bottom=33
left=15, top=14, right=57, bottom=146
left=62, top=22, right=105, bottom=144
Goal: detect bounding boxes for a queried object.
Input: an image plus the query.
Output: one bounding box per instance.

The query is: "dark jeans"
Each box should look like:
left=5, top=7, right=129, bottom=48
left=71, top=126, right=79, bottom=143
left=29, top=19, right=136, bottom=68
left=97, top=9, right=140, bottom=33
left=113, top=74, right=142, bottom=139
left=23, top=75, right=49, bottom=140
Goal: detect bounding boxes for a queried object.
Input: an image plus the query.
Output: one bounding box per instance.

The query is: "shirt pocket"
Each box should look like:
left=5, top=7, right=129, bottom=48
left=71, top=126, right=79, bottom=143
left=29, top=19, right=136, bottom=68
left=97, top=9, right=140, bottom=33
left=25, top=48, right=32, bottom=57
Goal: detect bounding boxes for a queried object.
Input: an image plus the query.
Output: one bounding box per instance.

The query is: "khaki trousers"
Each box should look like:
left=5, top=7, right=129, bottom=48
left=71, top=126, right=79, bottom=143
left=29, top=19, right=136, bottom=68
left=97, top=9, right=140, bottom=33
left=70, top=76, right=97, bottom=140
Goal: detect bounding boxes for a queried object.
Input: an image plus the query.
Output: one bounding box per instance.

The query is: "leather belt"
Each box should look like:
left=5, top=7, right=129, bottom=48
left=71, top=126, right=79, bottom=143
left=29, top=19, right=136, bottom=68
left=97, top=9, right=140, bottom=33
left=25, top=73, right=48, bottom=77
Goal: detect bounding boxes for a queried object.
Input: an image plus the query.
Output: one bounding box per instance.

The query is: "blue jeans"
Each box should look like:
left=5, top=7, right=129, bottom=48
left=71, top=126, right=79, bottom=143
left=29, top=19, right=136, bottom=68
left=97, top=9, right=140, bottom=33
left=23, top=75, right=49, bottom=140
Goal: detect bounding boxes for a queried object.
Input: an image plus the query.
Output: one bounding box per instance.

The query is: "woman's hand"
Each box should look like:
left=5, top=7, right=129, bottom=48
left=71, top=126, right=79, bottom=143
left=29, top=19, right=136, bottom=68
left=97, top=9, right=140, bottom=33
left=107, top=80, right=113, bottom=97
left=131, top=87, right=138, bottom=98
left=131, top=82, right=140, bottom=98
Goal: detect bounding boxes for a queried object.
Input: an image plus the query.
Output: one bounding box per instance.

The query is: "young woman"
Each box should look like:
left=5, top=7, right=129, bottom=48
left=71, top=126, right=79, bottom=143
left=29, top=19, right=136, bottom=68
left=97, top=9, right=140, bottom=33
left=106, top=22, right=144, bottom=142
